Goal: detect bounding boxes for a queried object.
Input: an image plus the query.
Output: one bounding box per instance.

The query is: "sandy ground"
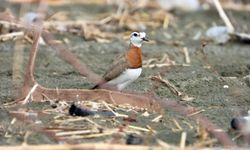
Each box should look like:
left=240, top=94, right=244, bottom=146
left=0, top=2, right=250, bottom=146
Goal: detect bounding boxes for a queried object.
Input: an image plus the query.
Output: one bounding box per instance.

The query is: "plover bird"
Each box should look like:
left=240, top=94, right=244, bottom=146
left=92, top=32, right=148, bottom=90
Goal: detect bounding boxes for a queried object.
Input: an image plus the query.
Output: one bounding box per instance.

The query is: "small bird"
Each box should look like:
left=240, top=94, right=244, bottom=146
left=92, top=32, right=148, bottom=90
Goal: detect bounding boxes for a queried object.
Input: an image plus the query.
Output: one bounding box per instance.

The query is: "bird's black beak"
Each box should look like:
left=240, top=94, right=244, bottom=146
left=142, top=37, right=149, bottom=42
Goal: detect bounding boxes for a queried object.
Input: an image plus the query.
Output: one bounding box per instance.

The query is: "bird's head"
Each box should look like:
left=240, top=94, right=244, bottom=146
left=130, top=32, right=149, bottom=47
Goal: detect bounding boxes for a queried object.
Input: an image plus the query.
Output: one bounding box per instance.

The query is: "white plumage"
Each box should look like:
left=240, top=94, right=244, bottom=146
left=106, top=68, right=142, bottom=90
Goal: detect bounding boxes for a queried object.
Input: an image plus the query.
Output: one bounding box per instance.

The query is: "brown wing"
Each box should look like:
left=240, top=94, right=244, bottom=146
left=103, top=54, right=129, bottom=82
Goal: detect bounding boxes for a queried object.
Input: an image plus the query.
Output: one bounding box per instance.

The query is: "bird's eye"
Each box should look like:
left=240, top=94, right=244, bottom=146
left=133, top=33, right=138, bottom=37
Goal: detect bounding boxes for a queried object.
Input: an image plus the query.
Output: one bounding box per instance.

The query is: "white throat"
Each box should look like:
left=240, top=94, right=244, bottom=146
left=131, top=41, right=142, bottom=47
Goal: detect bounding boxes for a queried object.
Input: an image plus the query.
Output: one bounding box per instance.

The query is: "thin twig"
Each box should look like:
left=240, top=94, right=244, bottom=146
left=0, top=31, right=24, bottom=41
left=56, top=130, right=97, bottom=137
left=151, top=115, right=163, bottom=122
left=182, top=47, right=190, bottom=64
left=213, top=0, right=234, bottom=33
left=22, top=83, right=38, bottom=104
left=143, top=63, right=190, bottom=68
left=102, top=101, right=128, bottom=118
left=173, top=119, right=183, bottom=131
left=128, top=125, right=151, bottom=132
left=0, top=143, right=164, bottom=150
left=149, top=75, right=182, bottom=96
left=188, top=109, right=205, bottom=117
left=180, top=132, right=187, bottom=149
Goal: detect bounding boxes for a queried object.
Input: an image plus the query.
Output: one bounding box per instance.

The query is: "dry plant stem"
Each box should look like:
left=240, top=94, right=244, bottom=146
left=22, top=83, right=38, bottom=104
left=173, top=119, right=182, bottom=131
left=193, top=139, right=218, bottom=148
left=56, top=130, right=98, bottom=137
left=188, top=109, right=205, bottom=117
left=150, top=75, right=182, bottom=96
left=180, top=132, right=187, bottom=148
left=102, top=101, right=128, bottom=117
left=151, top=115, right=162, bottom=122
left=0, top=143, right=164, bottom=150
left=213, top=0, right=234, bottom=33
left=4, top=118, right=16, bottom=137
left=157, top=139, right=172, bottom=149
left=85, top=118, right=103, bottom=129
left=128, top=125, right=151, bottom=132
left=143, top=63, right=190, bottom=68
left=232, top=133, right=242, bottom=141
left=22, top=131, right=31, bottom=146
left=0, top=31, right=24, bottom=41
left=183, top=47, right=190, bottom=64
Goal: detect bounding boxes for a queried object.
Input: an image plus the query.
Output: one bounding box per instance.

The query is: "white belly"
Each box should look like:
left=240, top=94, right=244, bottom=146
left=106, top=68, right=142, bottom=90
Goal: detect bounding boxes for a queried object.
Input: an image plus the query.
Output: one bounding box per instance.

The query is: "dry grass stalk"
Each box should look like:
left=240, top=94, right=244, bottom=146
left=61, top=129, right=117, bottom=139
left=128, top=125, right=151, bottom=132
left=85, top=118, right=103, bottom=129
left=22, top=83, right=38, bottom=104
left=102, top=101, right=128, bottom=118
left=4, top=118, right=16, bottom=138
left=188, top=109, right=205, bottom=117
left=0, top=31, right=24, bottom=41
left=54, top=117, right=86, bottom=124
left=163, top=14, right=169, bottom=29
left=196, top=123, right=210, bottom=144
left=157, top=139, right=172, bottom=149
left=45, top=126, right=89, bottom=131
left=232, top=133, right=242, bottom=141
left=192, top=139, right=217, bottom=148
left=0, top=143, right=165, bottom=150
left=182, top=47, right=191, bottom=64
left=143, top=63, right=190, bottom=68
left=213, top=0, right=235, bottom=33
left=22, top=131, right=31, bottom=146
left=182, top=120, right=194, bottom=130
left=151, top=115, right=163, bottom=122
left=180, top=132, right=187, bottom=149
left=143, top=54, right=177, bottom=68
left=149, top=75, right=182, bottom=96
left=56, top=129, right=99, bottom=136
left=173, top=119, right=183, bottom=131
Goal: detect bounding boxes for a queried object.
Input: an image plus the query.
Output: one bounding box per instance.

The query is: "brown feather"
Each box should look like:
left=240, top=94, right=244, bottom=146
left=126, top=45, right=142, bottom=68
left=103, top=54, right=129, bottom=81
